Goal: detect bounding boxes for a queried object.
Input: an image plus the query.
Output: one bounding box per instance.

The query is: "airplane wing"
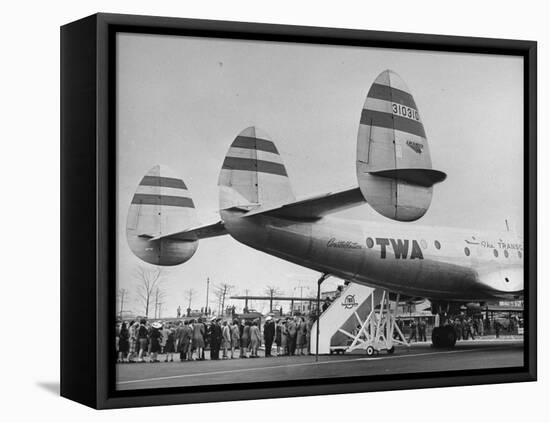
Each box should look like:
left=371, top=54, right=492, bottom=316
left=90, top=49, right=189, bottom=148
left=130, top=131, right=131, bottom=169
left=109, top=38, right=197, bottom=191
left=142, top=221, right=228, bottom=242
left=242, top=186, right=365, bottom=219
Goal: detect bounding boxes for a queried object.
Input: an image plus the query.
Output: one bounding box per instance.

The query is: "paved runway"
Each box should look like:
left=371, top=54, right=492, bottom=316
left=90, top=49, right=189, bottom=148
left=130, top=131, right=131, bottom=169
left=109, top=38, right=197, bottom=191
left=116, top=339, right=523, bottom=390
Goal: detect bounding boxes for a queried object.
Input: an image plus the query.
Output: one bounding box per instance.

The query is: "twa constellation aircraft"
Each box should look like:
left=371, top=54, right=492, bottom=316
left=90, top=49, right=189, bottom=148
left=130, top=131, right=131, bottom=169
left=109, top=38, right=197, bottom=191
left=126, top=70, right=523, bottom=350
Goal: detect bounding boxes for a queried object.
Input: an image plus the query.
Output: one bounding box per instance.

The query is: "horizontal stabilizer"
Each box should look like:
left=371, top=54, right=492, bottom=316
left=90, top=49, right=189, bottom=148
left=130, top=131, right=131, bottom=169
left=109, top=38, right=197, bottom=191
left=147, top=221, right=228, bottom=242
left=243, top=187, right=365, bottom=219
left=369, top=168, right=447, bottom=187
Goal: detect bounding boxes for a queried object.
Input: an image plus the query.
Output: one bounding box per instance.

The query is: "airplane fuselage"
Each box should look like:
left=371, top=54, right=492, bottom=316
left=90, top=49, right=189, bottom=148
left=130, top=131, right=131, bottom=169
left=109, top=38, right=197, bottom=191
left=221, top=210, right=523, bottom=302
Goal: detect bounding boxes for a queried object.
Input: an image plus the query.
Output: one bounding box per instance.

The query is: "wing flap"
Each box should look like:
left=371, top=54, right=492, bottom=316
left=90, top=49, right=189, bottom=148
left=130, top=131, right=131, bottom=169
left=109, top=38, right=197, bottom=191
left=243, top=186, right=365, bottom=219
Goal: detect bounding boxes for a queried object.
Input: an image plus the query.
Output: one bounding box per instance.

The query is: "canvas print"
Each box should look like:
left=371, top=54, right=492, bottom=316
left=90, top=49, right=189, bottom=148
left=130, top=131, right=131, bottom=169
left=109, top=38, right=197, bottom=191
left=115, top=33, right=524, bottom=391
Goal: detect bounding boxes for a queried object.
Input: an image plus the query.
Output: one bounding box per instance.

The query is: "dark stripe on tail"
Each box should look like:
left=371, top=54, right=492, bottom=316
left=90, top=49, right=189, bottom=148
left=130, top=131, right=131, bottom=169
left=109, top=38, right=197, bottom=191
left=222, top=156, right=288, bottom=176
left=140, top=176, right=188, bottom=189
left=368, top=83, right=417, bottom=109
left=360, top=109, right=426, bottom=138
left=231, top=136, right=279, bottom=154
left=132, top=194, right=195, bottom=208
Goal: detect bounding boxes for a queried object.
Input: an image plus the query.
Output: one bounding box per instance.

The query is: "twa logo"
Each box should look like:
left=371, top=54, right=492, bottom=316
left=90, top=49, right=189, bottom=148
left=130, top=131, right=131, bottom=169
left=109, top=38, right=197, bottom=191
left=342, top=294, right=358, bottom=309
left=406, top=140, right=424, bottom=154
left=375, top=238, right=424, bottom=260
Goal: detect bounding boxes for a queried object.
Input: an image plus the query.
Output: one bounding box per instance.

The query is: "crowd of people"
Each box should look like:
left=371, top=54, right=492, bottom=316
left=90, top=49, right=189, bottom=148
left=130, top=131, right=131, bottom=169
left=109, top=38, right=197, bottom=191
left=115, top=315, right=315, bottom=363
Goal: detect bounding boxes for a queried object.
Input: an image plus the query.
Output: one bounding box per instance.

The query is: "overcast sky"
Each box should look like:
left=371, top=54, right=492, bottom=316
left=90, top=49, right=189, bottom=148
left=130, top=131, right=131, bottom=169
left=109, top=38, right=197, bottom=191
left=116, top=33, right=523, bottom=317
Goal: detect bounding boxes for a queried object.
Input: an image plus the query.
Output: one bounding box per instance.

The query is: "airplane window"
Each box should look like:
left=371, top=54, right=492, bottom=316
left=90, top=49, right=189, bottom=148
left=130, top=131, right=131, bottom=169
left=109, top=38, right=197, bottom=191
left=493, top=249, right=499, bottom=258
left=504, top=250, right=509, bottom=258
left=464, top=247, right=470, bottom=256
left=366, top=237, right=374, bottom=248
left=434, top=240, right=441, bottom=249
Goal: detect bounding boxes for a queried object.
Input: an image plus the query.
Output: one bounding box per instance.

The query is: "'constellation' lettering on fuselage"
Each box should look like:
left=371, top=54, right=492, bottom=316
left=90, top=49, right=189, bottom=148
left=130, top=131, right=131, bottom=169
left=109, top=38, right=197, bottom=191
left=375, top=238, right=424, bottom=260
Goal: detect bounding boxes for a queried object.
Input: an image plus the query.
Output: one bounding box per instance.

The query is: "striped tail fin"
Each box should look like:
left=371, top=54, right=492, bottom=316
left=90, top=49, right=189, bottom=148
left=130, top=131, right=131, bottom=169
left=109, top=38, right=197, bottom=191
left=356, top=70, right=446, bottom=221
left=126, top=165, right=199, bottom=266
left=218, top=127, right=295, bottom=211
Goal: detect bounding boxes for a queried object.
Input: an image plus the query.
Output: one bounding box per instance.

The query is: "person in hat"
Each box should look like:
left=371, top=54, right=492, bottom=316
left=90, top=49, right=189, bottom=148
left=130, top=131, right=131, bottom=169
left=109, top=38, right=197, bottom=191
left=263, top=316, right=275, bottom=357
left=149, top=322, right=163, bottom=363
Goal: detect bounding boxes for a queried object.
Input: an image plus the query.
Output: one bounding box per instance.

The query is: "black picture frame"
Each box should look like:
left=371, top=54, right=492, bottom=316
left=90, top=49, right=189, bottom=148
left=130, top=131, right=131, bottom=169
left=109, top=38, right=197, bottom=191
left=60, top=12, right=537, bottom=409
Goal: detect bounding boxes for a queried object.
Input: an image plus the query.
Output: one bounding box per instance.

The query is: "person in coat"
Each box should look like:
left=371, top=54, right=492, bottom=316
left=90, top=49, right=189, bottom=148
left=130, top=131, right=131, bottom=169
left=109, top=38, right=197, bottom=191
left=222, top=320, right=231, bottom=359
left=275, top=320, right=282, bottom=355
left=296, top=317, right=307, bottom=355
left=137, top=319, right=149, bottom=362
left=192, top=318, right=206, bottom=360
left=249, top=320, right=262, bottom=358
left=241, top=321, right=251, bottom=358
left=287, top=317, right=297, bottom=355
left=280, top=320, right=288, bottom=356
left=149, top=322, right=163, bottom=363
left=263, top=316, right=275, bottom=357
left=118, top=322, right=130, bottom=363
left=230, top=320, right=240, bottom=359
left=178, top=320, right=193, bottom=361
left=210, top=319, right=223, bottom=360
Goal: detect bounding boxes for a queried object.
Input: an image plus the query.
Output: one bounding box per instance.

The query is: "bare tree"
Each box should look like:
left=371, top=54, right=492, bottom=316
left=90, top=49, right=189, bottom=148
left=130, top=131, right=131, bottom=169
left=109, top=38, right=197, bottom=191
left=265, top=285, right=283, bottom=313
left=134, top=265, right=164, bottom=318
left=185, top=288, right=197, bottom=311
left=153, top=286, right=166, bottom=319
left=214, top=283, right=234, bottom=316
left=117, top=288, right=128, bottom=319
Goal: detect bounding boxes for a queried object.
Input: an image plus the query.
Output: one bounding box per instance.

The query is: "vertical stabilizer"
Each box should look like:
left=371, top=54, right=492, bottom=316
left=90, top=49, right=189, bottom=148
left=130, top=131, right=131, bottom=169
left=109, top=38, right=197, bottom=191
left=218, top=126, right=295, bottom=211
left=356, top=70, right=446, bottom=221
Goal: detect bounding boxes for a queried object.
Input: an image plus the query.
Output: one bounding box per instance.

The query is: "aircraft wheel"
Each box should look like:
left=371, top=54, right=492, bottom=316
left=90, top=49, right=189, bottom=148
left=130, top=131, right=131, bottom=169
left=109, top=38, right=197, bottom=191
left=432, top=326, right=457, bottom=348
left=366, top=346, right=375, bottom=356
left=442, top=325, right=457, bottom=347
left=431, top=327, right=443, bottom=348
left=387, top=346, right=395, bottom=354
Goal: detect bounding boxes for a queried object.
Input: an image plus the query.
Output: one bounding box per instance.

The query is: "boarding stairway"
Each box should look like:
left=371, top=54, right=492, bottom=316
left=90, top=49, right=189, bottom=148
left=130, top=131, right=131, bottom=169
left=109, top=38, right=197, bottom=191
left=310, top=283, right=408, bottom=355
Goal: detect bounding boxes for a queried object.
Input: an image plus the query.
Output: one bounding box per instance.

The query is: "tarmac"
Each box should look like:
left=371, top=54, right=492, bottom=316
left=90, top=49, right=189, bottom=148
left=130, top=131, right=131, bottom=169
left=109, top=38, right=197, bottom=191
left=116, top=337, right=523, bottom=390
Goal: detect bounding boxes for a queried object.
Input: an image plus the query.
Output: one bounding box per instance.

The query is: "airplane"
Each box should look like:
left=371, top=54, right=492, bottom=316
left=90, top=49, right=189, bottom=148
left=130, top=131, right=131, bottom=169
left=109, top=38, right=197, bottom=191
left=126, top=69, right=523, bottom=349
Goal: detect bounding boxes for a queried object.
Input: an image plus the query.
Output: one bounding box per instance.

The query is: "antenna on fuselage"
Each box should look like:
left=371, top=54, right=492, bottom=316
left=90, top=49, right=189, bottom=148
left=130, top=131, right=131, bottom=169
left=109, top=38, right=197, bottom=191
left=505, top=219, right=510, bottom=232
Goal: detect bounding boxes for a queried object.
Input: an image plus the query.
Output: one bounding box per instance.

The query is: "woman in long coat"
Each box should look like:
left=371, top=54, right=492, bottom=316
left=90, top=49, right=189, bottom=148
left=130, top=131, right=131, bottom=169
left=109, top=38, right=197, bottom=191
left=178, top=321, right=193, bottom=361
left=275, top=320, right=282, bottom=355
left=222, top=321, right=231, bottom=359
left=149, top=323, right=162, bottom=363
left=240, top=321, right=251, bottom=358
left=164, top=326, right=176, bottom=362
left=192, top=318, right=205, bottom=360
left=296, top=317, right=307, bottom=355
left=118, top=322, right=130, bottom=362
left=249, top=321, right=262, bottom=358
left=230, top=320, right=240, bottom=359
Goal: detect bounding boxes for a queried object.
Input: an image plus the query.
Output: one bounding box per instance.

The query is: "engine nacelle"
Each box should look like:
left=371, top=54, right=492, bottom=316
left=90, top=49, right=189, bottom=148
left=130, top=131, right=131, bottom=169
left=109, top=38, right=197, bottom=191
left=126, top=164, right=198, bottom=266
left=356, top=70, right=446, bottom=221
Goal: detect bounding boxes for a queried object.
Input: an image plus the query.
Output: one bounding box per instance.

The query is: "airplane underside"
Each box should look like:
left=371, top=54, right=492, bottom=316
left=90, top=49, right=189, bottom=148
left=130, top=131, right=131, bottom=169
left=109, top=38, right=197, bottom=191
left=220, top=210, right=523, bottom=304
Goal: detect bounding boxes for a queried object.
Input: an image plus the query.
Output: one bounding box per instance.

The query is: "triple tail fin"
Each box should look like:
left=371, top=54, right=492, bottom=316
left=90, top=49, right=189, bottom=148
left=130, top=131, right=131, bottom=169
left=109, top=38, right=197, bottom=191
left=218, top=127, right=295, bottom=211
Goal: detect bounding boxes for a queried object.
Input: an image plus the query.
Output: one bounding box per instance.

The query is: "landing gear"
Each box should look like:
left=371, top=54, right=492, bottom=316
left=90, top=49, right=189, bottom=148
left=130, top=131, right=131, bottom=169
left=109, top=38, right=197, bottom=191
left=338, top=290, right=408, bottom=355
left=431, top=325, right=457, bottom=348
